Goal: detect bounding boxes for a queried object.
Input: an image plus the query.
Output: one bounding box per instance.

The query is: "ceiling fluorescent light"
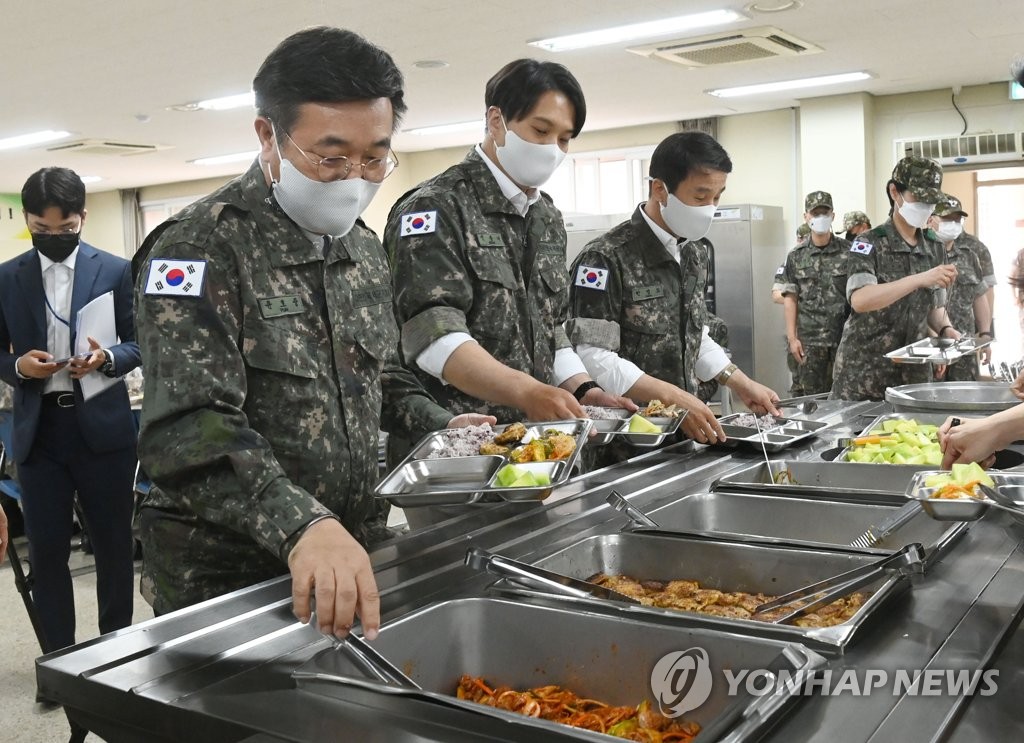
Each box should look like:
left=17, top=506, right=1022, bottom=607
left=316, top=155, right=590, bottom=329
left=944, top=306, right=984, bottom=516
left=530, top=9, right=746, bottom=52
left=405, top=120, right=482, bottom=136
left=0, top=129, right=71, bottom=150
left=79, top=176, right=103, bottom=184
left=190, top=150, right=258, bottom=166
left=195, top=91, right=255, bottom=111
left=708, top=71, right=871, bottom=98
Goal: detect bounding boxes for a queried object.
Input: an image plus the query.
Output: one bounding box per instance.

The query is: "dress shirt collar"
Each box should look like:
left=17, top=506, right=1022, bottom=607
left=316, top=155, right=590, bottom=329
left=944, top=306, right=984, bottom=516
left=38, top=245, right=80, bottom=273
left=639, top=202, right=681, bottom=260
left=474, top=144, right=541, bottom=217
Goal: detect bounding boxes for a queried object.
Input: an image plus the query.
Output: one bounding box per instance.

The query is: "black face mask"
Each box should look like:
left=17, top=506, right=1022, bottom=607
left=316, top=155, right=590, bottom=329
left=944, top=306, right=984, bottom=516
left=32, top=232, right=80, bottom=263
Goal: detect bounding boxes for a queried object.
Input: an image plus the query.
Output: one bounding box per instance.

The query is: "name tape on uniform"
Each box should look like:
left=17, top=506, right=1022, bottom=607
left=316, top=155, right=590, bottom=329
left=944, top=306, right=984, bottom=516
left=575, top=264, right=608, bottom=291
left=400, top=210, right=437, bottom=236
left=145, top=259, right=207, bottom=297
left=849, top=241, right=873, bottom=255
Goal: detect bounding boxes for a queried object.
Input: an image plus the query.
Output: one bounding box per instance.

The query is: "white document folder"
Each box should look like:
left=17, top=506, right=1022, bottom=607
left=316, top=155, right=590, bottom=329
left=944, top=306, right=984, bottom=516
left=74, top=291, right=123, bottom=401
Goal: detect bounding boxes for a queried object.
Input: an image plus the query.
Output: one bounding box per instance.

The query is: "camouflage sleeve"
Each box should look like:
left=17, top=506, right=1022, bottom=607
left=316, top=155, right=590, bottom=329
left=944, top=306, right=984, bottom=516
left=845, top=239, right=878, bottom=301
left=779, top=253, right=799, bottom=296
left=380, top=353, right=455, bottom=441
left=135, top=232, right=332, bottom=561
left=976, top=239, right=996, bottom=286
left=566, top=250, right=621, bottom=351
left=385, top=199, right=475, bottom=363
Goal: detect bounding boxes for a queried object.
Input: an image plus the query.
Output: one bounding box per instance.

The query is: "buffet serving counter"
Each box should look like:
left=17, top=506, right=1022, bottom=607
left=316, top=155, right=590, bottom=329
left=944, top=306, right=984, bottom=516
left=37, top=401, right=1024, bottom=741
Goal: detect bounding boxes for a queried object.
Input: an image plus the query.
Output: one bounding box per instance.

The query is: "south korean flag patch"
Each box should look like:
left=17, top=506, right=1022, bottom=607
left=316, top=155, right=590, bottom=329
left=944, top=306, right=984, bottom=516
left=850, top=240, right=873, bottom=255
left=145, top=258, right=207, bottom=297
left=574, top=265, right=608, bottom=291
left=400, top=210, right=437, bottom=236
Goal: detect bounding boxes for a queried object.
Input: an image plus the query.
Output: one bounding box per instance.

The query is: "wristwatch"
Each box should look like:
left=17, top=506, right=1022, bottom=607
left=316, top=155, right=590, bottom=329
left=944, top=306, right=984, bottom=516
left=572, top=380, right=603, bottom=402
left=98, top=349, right=116, bottom=377
left=715, top=363, right=739, bottom=385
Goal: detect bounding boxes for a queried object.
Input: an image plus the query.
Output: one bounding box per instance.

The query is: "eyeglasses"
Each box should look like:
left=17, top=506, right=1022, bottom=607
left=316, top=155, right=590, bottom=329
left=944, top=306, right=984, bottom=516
left=282, top=130, right=399, bottom=183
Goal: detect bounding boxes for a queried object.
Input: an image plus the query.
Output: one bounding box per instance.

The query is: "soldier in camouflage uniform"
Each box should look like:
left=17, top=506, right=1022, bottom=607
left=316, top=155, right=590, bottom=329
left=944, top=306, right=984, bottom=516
left=831, top=156, right=961, bottom=401
left=133, top=28, right=488, bottom=637
left=842, top=210, right=872, bottom=241
left=928, top=194, right=992, bottom=381
left=567, top=132, right=781, bottom=447
left=385, top=59, right=627, bottom=428
left=778, top=191, right=850, bottom=395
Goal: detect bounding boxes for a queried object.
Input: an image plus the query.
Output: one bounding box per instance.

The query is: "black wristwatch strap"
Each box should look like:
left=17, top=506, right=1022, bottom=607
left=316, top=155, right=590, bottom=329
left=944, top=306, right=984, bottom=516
left=572, top=380, right=602, bottom=401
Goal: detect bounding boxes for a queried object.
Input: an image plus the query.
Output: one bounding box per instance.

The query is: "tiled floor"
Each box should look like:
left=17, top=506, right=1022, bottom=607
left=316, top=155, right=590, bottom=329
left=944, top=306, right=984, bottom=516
left=0, top=532, right=153, bottom=743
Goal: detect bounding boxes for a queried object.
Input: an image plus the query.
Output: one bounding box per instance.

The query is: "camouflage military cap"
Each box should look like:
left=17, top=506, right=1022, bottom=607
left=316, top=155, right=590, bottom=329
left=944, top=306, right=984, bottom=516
left=796, top=223, right=811, bottom=238
left=804, top=190, right=833, bottom=212
left=842, top=210, right=870, bottom=231
left=933, top=192, right=968, bottom=218
left=891, top=156, right=943, bottom=203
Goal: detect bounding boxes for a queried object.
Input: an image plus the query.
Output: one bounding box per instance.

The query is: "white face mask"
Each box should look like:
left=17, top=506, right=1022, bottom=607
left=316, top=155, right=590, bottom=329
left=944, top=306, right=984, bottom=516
left=896, top=193, right=935, bottom=230
left=269, top=129, right=380, bottom=237
left=494, top=117, right=567, bottom=188
left=659, top=190, right=717, bottom=242
left=809, top=214, right=833, bottom=234
left=935, top=221, right=964, bottom=242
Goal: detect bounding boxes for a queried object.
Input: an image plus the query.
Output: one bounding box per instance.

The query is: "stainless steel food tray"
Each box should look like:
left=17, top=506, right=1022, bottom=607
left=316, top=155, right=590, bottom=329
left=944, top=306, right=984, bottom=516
left=907, top=471, right=1024, bottom=526
left=630, top=490, right=966, bottom=567
left=716, top=414, right=830, bottom=452
left=586, top=407, right=684, bottom=448
left=293, top=596, right=825, bottom=743
left=886, top=381, right=1020, bottom=413
left=831, top=412, right=949, bottom=466
left=885, top=337, right=991, bottom=365
left=375, top=419, right=593, bottom=507
left=491, top=533, right=914, bottom=653
left=714, top=460, right=927, bottom=502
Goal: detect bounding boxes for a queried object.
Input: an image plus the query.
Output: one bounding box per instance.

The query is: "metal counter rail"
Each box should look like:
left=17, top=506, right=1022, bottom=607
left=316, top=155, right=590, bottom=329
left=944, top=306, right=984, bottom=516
left=37, top=400, right=1024, bottom=742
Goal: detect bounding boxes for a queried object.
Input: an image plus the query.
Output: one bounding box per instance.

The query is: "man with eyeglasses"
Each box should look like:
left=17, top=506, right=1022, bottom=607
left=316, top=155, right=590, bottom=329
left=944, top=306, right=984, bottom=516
left=0, top=166, right=141, bottom=655
left=132, top=27, right=489, bottom=639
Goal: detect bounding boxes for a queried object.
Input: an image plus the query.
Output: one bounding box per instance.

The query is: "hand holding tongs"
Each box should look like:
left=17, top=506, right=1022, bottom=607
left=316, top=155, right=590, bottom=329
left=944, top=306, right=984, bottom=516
left=751, top=543, right=925, bottom=624
left=464, top=546, right=639, bottom=604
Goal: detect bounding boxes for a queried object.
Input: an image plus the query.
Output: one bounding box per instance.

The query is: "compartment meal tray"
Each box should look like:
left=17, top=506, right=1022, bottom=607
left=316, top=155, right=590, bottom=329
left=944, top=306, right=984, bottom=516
left=586, top=408, right=684, bottom=448
left=375, top=419, right=592, bottom=507
left=631, top=489, right=966, bottom=569
left=885, top=337, right=991, bottom=365
left=293, top=596, right=825, bottom=743
left=489, top=533, right=914, bottom=653
left=906, top=471, right=1024, bottom=526
left=716, top=414, right=830, bottom=452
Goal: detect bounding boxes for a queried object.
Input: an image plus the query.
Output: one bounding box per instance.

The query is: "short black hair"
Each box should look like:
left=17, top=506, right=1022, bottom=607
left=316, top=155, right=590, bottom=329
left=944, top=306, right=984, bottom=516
left=485, top=59, right=586, bottom=137
left=649, top=132, right=733, bottom=193
left=253, top=26, right=406, bottom=139
left=886, top=179, right=906, bottom=212
left=21, top=167, right=86, bottom=218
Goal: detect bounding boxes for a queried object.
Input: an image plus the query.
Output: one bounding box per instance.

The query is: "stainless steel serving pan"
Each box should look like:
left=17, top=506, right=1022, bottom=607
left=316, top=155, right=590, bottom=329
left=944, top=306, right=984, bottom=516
left=626, top=490, right=966, bottom=567
left=375, top=419, right=592, bottom=507
left=714, top=460, right=925, bottom=502
left=906, top=471, right=1024, bottom=526
left=492, top=533, right=914, bottom=653
left=293, top=596, right=825, bottom=743
left=885, top=381, right=1019, bottom=413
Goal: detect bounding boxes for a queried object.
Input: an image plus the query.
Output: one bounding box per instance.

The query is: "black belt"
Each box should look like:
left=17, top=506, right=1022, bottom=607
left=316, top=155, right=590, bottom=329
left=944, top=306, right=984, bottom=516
left=42, top=392, right=75, bottom=408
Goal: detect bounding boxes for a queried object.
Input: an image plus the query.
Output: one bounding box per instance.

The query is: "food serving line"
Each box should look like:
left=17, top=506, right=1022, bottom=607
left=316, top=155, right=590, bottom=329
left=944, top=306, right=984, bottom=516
left=36, top=394, right=1024, bottom=742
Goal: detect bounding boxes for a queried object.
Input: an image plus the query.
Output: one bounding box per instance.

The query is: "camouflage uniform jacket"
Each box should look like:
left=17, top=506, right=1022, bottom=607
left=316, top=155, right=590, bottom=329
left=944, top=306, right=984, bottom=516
left=384, top=150, right=570, bottom=422
left=940, top=235, right=987, bottom=334
left=778, top=234, right=851, bottom=346
left=831, top=220, right=945, bottom=401
left=133, top=161, right=452, bottom=612
left=957, top=232, right=996, bottom=288
left=566, top=206, right=720, bottom=401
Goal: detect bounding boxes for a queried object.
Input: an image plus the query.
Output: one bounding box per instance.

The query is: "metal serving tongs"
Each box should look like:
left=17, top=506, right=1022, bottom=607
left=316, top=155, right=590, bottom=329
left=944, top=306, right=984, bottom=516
left=464, top=546, right=640, bottom=604
left=332, top=631, right=422, bottom=690
left=773, top=391, right=829, bottom=415
left=606, top=490, right=660, bottom=528
left=751, top=543, right=925, bottom=625
left=977, top=483, right=1024, bottom=518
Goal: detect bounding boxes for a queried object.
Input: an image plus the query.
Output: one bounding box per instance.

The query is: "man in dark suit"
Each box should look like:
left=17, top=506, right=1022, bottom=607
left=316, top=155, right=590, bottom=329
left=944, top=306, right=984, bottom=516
left=0, top=167, right=141, bottom=652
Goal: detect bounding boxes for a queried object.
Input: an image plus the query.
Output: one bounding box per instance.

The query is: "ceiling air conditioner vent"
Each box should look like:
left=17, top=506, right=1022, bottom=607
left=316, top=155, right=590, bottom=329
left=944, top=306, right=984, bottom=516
left=628, top=26, right=822, bottom=68
left=894, top=132, right=1022, bottom=166
left=44, top=139, right=163, bottom=156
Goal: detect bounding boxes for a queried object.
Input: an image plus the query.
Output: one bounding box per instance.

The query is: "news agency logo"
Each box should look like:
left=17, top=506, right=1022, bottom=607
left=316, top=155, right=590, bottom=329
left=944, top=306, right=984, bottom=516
left=649, top=648, right=714, bottom=718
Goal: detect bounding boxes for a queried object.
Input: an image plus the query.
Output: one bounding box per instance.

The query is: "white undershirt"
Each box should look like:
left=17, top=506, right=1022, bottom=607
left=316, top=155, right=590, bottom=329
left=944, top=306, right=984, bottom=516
left=414, top=145, right=587, bottom=387
left=39, top=247, right=78, bottom=393
left=575, top=205, right=730, bottom=396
